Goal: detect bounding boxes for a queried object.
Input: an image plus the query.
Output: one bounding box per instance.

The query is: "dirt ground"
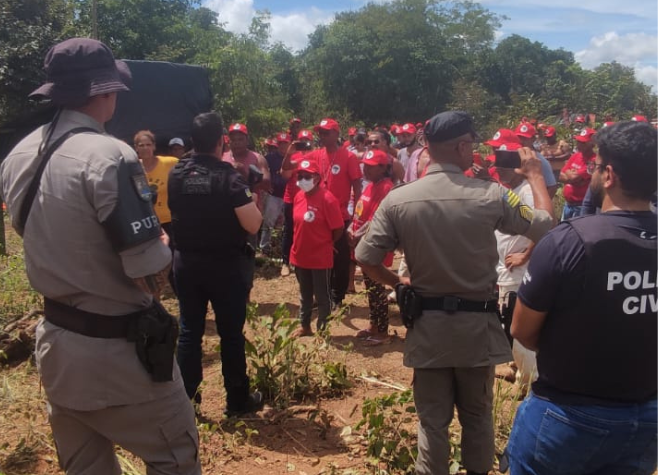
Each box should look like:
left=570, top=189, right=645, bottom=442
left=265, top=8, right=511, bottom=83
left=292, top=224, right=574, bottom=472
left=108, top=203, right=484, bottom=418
left=0, top=256, right=516, bottom=475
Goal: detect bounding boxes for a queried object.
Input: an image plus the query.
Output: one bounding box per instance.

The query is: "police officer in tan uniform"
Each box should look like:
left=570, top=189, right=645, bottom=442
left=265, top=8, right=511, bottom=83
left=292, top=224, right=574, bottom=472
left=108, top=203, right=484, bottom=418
left=355, top=111, right=554, bottom=475
left=0, top=38, right=199, bottom=475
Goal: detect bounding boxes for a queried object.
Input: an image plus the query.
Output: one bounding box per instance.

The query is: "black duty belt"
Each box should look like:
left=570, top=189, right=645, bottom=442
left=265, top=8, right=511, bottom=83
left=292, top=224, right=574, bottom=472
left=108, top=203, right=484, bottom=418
left=421, top=296, right=498, bottom=313
left=44, top=297, right=145, bottom=339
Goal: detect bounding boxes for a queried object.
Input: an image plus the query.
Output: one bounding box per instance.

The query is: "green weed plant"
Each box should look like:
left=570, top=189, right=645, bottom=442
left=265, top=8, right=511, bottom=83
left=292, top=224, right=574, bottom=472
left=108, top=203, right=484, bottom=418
left=244, top=303, right=350, bottom=408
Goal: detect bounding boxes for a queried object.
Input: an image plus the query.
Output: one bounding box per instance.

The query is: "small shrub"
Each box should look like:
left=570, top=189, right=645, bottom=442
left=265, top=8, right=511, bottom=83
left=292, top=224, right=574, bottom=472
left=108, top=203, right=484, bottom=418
left=244, top=303, right=351, bottom=407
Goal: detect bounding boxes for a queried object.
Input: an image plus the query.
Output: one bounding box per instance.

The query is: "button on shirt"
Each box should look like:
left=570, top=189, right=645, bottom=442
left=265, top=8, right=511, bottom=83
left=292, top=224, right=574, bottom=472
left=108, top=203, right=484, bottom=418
left=0, top=110, right=178, bottom=410
left=355, top=162, right=553, bottom=368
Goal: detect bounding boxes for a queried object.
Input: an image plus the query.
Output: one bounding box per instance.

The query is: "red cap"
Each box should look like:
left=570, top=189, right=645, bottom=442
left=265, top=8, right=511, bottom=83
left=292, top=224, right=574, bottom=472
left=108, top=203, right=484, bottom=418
left=574, top=128, right=596, bottom=143
left=276, top=132, right=291, bottom=143
left=290, top=117, right=302, bottom=124
left=415, top=122, right=423, bottom=129
left=543, top=126, right=556, bottom=138
left=297, top=158, right=320, bottom=174
left=498, top=142, right=522, bottom=151
left=515, top=123, right=537, bottom=139
left=348, top=127, right=357, bottom=136
left=602, top=121, right=615, bottom=128
left=264, top=138, right=277, bottom=147
left=362, top=149, right=389, bottom=166
left=537, top=123, right=546, bottom=130
left=632, top=115, right=648, bottom=122
left=575, top=115, right=586, bottom=123
left=314, top=118, right=340, bottom=133
left=399, top=123, right=417, bottom=134
left=390, top=125, right=400, bottom=135
left=297, top=129, right=313, bottom=141
left=485, top=128, right=520, bottom=147
left=229, top=123, right=248, bottom=135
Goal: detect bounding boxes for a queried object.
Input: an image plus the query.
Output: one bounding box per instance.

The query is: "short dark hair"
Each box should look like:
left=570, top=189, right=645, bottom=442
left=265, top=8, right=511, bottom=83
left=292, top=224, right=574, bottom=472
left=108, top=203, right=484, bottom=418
left=595, top=121, right=657, bottom=201
left=373, top=128, right=391, bottom=146
left=191, top=112, right=224, bottom=153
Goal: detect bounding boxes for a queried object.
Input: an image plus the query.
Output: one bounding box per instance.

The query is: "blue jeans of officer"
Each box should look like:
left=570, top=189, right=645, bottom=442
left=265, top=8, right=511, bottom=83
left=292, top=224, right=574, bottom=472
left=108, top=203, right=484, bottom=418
left=174, top=250, right=252, bottom=411
left=507, top=392, right=658, bottom=475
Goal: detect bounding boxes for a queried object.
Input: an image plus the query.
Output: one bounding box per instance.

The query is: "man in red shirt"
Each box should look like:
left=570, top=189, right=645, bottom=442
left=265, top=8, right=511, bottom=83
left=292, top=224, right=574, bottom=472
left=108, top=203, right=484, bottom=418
left=290, top=159, right=344, bottom=336
left=559, top=128, right=597, bottom=221
left=307, top=118, right=362, bottom=307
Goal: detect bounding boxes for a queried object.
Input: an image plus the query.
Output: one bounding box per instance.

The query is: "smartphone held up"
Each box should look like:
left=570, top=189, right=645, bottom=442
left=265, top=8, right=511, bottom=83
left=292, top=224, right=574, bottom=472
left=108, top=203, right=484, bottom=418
left=494, top=143, right=522, bottom=169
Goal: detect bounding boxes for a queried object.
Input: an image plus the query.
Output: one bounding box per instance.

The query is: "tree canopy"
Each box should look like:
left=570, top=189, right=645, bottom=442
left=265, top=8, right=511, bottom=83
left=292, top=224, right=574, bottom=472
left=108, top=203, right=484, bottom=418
left=1, top=0, right=655, bottom=140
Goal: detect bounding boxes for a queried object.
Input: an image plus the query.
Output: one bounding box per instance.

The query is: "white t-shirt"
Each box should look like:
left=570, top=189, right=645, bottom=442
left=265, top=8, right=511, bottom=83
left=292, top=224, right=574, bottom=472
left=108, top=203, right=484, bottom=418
left=495, top=180, right=534, bottom=287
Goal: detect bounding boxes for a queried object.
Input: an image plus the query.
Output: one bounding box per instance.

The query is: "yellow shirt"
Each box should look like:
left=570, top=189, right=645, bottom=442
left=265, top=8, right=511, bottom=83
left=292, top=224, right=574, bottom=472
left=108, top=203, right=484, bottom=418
left=147, top=156, right=178, bottom=224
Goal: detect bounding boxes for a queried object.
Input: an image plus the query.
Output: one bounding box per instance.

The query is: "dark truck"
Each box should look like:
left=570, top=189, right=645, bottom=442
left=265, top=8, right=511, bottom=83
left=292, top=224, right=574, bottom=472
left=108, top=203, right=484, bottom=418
left=0, top=60, right=213, bottom=252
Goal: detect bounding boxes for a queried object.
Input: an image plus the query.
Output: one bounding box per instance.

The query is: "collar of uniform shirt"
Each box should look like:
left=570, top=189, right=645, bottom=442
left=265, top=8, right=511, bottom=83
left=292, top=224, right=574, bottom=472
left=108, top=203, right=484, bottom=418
left=424, top=162, right=463, bottom=175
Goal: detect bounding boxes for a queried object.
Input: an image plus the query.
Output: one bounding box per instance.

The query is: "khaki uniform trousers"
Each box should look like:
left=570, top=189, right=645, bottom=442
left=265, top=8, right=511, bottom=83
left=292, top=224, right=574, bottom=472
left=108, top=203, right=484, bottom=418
left=414, top=365, right=495, bottom=475
left=48, top=385, right=200, bottom=475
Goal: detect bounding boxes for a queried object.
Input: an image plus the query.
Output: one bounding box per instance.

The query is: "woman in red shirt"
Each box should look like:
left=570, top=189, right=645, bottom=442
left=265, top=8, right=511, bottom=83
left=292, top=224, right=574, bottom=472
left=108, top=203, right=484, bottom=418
left=348, top=150, right=395, bottom=345
left=290, top=159, right=344, bottom=337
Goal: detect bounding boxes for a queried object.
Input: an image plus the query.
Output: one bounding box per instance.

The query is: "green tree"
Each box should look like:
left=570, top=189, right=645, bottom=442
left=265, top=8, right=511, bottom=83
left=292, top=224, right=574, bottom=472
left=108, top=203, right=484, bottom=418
left=0, top=0, right=76, bottom=126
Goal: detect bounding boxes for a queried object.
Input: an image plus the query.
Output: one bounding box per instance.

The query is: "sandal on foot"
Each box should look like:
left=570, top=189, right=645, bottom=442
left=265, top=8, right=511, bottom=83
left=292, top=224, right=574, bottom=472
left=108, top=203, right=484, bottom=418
left=363, top=335, right=392, bottom=346
left=291, top=326, right=314, bottom=338
left=356, top=328, right=376, bottom=339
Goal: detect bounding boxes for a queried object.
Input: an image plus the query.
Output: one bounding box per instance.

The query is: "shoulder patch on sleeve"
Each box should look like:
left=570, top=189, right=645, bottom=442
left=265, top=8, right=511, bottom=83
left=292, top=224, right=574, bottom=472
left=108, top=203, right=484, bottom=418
left=245, top=189, right=252, bottom=199
left=518, top=204, right=534, bottom=222
left=503, top=189, right=521, bottom=208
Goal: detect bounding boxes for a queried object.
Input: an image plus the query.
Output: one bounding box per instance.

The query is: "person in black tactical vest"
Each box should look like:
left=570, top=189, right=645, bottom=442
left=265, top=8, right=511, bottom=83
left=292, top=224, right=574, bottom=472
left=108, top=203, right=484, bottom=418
left=507, top=120, right=657, bottom=475
left=168, top=112, right=264, bottom=416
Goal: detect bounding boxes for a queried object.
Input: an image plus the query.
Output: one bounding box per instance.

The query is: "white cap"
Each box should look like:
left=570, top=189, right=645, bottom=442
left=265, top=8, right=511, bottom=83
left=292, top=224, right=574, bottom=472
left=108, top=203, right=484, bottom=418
left=168, top=137, right=184, bottom=147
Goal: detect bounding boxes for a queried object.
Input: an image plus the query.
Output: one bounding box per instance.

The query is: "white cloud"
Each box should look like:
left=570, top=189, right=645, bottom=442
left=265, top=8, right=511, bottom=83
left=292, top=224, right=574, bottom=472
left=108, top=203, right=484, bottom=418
left=204, top=0, right=256, bottom=34
left=575, top=31, right=658, bottom=90
left=203, top=1, right=333, bottom=51
left=634, top=64, right=658, bottom=91
left=269, top=8, right=334, bottom=52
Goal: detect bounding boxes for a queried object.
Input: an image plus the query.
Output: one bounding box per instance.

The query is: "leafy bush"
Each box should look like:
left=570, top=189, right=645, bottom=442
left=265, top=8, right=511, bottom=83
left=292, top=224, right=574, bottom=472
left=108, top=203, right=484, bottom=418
left=244, top=303, right=351, bottom=407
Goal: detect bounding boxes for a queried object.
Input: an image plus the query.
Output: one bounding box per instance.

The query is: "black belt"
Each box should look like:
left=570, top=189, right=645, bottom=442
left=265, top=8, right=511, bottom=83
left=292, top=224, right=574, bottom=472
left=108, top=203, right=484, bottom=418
left=44, top=298, right=146, bottom=339
left=421, top=296, right=498, bottom=313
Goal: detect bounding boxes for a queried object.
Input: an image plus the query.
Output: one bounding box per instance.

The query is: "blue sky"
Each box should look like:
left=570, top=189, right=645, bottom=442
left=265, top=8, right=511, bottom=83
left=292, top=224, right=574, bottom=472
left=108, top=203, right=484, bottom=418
left=203, top=0, right=658, bottom=91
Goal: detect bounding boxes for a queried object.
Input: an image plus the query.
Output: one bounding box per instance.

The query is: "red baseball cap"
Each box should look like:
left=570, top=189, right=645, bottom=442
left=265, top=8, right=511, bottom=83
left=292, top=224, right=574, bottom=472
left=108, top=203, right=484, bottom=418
left=399, top=123, right=417, bottom=134
left=485, top=128, right=520, bottom=147
left=348, top=127, right=357, bottom=136
left=575, top=115, right=586, bottom=123
left=264, top=138, right=277, bottom=147
left=415, top=122, right=423, bottom=129
left=297, top=129, right=313, bottom=141
left=602, top=121, right=615, bottom=128
left=498, top=142, right=522, bottom=151
left=290, top=117, right=302, bottom=124
left=276, top=132, right=291, bottom=143
left=229, top=123, right=248, bottom=135
left=362, top=149, right=389, bottom=166
left=515, top=123, right=537, bottom=139
left=543, top=126, right=556, bottom=138
left=574, top=128, right=596, bottom=143
left=314, top=118, right=340, bottom=133
left=297, top=158, right=320, bottom=174
left=632, top=115, right=648, bottom=122
left=390, top=125, right=400, bottom=136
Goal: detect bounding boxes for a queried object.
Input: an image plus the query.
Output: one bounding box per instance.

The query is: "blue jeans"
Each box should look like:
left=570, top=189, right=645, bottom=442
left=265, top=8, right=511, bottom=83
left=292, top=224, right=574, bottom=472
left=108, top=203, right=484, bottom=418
left=507, top=393, right=657, bottom=475
left=561, top=202, right=583, bottom=221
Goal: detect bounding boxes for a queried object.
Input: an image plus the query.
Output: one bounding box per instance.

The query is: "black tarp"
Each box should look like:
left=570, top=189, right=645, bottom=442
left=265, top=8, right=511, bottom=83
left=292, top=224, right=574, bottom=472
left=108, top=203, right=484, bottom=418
left=0, top=60, right=213, bottom=160
left=106, top=60, right=213, bottom=150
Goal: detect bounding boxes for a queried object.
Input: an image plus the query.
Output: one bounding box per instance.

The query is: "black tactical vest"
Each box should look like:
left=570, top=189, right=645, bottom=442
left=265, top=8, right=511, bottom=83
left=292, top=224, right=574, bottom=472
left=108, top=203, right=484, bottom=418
left=536, top=214, right=657, bottom=403
left=168, top=155, right=247, bottom=255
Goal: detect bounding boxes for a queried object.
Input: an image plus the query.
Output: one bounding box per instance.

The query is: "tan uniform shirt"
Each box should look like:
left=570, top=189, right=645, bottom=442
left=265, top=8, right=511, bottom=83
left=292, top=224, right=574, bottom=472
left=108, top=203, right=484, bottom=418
left=0, top=110, right=181, bottom=410
left=355, top=162, right=553, bottom=368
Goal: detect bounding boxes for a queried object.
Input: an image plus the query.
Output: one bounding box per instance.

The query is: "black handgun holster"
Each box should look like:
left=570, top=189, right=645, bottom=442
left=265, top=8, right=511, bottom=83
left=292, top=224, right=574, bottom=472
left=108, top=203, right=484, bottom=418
left=127, top=302, right=179, bottom=382
left=499, top=291, right=517, bottom=348
left=395, top=284, right=422, bottom=329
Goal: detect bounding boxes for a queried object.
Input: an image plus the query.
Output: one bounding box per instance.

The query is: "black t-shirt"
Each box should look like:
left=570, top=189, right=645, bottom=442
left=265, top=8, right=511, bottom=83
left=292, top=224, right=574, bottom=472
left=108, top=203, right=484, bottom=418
left=518, top=211, right=657, bottom=404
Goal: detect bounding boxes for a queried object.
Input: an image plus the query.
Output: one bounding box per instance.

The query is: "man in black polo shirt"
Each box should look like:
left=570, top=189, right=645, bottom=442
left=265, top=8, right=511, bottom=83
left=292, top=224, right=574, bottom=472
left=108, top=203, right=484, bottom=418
left=508, top=120, right=657, bottom=475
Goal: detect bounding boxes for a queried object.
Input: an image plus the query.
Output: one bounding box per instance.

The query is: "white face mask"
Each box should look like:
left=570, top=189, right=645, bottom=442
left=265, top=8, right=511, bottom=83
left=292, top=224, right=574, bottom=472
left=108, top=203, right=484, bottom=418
left=296, top=178, right=316, bottom=193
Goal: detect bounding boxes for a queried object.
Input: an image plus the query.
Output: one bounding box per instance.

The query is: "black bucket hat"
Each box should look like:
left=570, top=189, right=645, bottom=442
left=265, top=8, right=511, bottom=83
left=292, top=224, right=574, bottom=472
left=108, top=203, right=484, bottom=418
left=29, top=37, right=130, bottom=106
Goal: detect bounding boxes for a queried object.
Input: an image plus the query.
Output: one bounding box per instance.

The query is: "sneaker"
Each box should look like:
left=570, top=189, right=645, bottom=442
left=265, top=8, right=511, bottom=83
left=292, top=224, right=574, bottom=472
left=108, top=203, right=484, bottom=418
left=224, top=391, right=265, bottom=417
left=280, top=264, right=291, bottom=277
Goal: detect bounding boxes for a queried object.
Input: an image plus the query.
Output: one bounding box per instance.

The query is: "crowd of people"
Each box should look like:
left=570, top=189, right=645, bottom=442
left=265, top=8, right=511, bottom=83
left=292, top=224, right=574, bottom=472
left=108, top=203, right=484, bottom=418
left=0, top=37, right=656, bottom=475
